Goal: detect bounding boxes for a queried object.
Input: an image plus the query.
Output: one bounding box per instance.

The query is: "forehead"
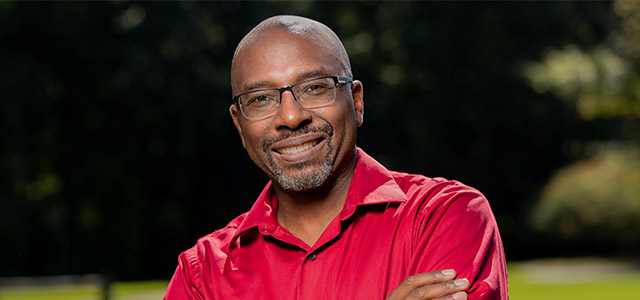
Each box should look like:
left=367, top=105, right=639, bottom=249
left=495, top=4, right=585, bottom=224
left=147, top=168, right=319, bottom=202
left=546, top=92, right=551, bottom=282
left=232, top=29, right=341, bottom=92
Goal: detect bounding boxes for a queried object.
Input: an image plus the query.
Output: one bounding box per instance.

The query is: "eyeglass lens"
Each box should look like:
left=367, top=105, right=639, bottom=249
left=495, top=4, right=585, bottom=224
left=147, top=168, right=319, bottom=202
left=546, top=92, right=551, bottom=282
left=239, top=77, right=337, bottom=119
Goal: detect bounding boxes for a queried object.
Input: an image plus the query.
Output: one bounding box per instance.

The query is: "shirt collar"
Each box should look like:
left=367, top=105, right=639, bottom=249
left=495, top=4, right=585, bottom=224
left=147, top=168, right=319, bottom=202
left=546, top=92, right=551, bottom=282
left=227, top=182, right=278, bottom=252
left=227, top=147, right=408, bottom=252
left=338, top=148, right=408, bottom=221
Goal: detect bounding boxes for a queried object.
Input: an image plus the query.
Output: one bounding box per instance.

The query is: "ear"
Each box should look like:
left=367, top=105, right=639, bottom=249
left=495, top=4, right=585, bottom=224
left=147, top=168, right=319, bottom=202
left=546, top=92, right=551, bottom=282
left=351, top=80, right=364, bottom=127
left=230, top=104, right=247, bottom=149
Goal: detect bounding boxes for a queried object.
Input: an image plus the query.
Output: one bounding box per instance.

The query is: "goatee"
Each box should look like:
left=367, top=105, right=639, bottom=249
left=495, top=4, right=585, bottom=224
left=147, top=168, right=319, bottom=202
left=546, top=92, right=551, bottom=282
left=262, top=124, right=334, bottom=191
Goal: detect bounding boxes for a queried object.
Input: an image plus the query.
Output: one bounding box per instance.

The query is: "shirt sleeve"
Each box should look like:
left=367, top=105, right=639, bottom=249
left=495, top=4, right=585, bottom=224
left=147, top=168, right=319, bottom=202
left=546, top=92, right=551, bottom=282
left=164, top=250, right=205, bottom=300
left=411, top=181, right=509, bottom=300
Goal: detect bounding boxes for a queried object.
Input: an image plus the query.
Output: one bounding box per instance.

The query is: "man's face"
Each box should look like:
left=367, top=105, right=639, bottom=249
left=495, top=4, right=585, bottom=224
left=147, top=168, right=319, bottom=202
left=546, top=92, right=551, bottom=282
left=230, top=29, right=363, bottom=192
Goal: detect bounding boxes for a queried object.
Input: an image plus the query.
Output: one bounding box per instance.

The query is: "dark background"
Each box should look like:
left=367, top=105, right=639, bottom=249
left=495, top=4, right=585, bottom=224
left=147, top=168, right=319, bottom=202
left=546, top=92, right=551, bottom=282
left=2, top=1, right=639, bottom=281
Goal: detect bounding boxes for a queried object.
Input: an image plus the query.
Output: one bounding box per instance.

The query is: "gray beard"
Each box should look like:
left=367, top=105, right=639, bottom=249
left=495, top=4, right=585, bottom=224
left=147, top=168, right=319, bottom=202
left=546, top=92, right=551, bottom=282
left=262, top=125, right=334, bottom=192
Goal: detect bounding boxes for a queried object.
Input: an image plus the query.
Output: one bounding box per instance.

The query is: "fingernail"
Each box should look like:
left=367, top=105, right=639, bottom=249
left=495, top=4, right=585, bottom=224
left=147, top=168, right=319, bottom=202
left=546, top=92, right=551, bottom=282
left=455, top=278, right=469, bottom=287
left=452, top=292, right=466, bottom=300
left=442, top=269, right=456, bottom=277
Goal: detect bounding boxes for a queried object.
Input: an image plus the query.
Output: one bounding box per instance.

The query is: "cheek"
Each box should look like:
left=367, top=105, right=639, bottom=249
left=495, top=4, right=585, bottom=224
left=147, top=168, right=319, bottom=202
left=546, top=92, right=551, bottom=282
left=238, top=123, right=265, bottom=154
left=241, top=120, right=268, bottom=141
left=326, top=110, right=358, bottom=150
left=244, top=135, right=269, bottom=171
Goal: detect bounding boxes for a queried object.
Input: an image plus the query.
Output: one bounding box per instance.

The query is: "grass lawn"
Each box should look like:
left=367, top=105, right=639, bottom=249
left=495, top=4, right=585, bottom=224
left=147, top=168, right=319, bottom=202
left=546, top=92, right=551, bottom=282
left=1, top=259, right=639, bottom=299
left=508, top=258, right=640, bottom=299
left=0, top=280, right=168, bottom=300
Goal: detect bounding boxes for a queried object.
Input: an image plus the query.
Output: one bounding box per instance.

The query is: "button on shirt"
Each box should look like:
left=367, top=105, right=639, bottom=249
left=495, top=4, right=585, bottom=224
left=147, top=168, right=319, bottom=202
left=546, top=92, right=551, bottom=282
left=164, top=148, right=509, bottom=299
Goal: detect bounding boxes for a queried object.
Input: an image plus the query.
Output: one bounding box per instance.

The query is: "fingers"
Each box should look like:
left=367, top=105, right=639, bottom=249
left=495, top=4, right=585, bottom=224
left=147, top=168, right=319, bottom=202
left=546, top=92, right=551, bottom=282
left=405, top=278, right=468, bottom=300
left=385, top=269, right=469, bottom=300
left=432, top=291, right=468, bottom=300
left=404, top=269, right=457, bottom=288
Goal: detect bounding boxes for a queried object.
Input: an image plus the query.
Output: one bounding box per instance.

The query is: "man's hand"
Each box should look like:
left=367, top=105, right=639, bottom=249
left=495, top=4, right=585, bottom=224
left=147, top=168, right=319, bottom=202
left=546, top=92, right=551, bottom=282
left=385, top=269, right=469, bottom=300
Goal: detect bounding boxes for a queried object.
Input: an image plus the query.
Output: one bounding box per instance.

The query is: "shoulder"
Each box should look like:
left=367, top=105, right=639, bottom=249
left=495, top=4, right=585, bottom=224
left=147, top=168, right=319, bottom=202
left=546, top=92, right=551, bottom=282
left=179, top=212, right=249, bottom=272
left=390, top=171, right=484, bottom=200
left=390, top=171, right=491, bottom=217
left=165, top=213, right=251, bottom=297
left=387, top=172, right=507, bottom=298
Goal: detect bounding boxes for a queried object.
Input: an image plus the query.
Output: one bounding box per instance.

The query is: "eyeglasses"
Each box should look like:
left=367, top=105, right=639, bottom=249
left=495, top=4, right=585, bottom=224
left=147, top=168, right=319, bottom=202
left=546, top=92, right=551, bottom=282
left=233, top=75, right=353, bottom=120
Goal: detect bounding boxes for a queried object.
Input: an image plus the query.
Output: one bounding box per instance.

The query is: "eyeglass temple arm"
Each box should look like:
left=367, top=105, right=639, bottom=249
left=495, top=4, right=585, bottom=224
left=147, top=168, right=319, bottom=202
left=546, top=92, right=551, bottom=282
left=336, top=76, right=353, bottom=84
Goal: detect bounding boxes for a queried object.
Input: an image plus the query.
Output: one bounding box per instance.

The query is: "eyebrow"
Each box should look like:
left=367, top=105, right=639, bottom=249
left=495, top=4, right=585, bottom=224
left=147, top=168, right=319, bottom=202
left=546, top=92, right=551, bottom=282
left=241, top=68, right=329, bottom=92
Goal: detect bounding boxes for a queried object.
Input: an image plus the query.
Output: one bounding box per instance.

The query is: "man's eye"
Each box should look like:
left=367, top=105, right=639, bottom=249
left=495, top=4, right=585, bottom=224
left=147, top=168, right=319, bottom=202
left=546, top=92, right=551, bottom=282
left=304, top=84, right=329, bottom=94
left=247, top=94, right=275, bottom=105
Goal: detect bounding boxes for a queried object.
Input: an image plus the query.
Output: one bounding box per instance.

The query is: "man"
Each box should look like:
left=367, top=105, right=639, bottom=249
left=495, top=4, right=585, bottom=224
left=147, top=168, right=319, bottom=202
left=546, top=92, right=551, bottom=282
left=165, top=15, right=508, bottom=300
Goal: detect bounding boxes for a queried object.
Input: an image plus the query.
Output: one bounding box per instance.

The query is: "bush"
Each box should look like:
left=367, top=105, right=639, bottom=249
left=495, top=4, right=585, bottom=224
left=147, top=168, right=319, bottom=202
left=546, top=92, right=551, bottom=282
left=529, top=143, right=640, bottom=254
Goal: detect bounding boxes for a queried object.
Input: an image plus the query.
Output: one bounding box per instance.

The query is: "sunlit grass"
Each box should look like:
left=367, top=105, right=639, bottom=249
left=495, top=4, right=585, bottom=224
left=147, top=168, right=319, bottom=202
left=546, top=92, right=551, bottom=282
left=508, top=259, right=640, bottom=299
left=0, top=280, right=168, bottom=300
left=110, top=280, right=167, bottom=300
left=509, top=275, right=640, bottom=299
left=1, top=284, right=100, bottom=300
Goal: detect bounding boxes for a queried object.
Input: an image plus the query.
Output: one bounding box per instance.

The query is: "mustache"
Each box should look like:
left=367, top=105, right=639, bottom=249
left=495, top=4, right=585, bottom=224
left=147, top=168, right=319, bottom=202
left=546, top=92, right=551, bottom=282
left=262, top=124, right=334, bottom=150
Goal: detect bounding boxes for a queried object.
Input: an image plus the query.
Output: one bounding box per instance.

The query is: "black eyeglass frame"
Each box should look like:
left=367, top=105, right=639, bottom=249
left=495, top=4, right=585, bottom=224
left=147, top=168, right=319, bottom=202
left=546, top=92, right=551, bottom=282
left=232, top=75, right=353, bottom=120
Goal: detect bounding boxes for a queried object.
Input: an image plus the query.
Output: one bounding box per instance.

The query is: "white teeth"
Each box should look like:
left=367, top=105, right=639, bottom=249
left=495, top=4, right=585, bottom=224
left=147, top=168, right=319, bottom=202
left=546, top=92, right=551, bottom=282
left=277, top=140, right=319, bottom=154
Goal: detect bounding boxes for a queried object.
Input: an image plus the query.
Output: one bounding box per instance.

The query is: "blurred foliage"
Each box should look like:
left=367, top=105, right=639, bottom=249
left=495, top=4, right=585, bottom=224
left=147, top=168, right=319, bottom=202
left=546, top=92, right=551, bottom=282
left=523, top=0, right=640, bottom=256
left=523, top=45, right=638, bottom=119
left=523, top=0, right=640, bottom=121
left=523, top=0, right=640, bottom=122
left=529, top=143, right=640, bottom=254
left=1, top=0, right=636, bottom=279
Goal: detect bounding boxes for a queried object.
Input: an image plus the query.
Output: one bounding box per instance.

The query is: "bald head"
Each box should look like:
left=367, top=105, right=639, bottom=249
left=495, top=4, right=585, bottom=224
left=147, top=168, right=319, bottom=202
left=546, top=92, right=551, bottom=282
left=231, top=15, right=352, bottom=90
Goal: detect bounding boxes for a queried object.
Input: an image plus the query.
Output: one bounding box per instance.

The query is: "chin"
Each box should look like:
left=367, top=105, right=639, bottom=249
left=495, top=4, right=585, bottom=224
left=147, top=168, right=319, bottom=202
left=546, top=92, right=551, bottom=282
left=272, top=162, right=333, bottom=192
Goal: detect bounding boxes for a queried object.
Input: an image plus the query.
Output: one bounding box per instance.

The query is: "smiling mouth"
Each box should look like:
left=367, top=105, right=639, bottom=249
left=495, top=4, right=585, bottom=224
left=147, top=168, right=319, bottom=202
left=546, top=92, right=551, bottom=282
left=275, top=140, right=321, bottom=154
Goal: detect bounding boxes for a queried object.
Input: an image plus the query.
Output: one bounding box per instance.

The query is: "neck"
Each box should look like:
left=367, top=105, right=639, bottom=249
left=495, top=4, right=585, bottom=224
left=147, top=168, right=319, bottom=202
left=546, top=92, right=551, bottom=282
left=273, top=149, right=357, bottom=246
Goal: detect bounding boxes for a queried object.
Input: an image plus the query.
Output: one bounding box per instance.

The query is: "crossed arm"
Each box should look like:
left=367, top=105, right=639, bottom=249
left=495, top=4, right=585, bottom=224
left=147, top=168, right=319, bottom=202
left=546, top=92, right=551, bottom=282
left=386, top=269, right=468, bottom=300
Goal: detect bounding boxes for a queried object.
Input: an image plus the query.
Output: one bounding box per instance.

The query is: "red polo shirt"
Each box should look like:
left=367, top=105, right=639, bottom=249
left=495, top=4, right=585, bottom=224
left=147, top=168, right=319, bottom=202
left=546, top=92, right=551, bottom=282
left=165, top=148, right=508, bottom=299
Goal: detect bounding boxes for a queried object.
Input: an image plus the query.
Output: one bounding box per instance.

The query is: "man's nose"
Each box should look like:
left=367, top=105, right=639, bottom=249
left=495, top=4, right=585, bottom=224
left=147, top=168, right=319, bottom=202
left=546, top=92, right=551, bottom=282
left=273, top=90, right=312, bottom=130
